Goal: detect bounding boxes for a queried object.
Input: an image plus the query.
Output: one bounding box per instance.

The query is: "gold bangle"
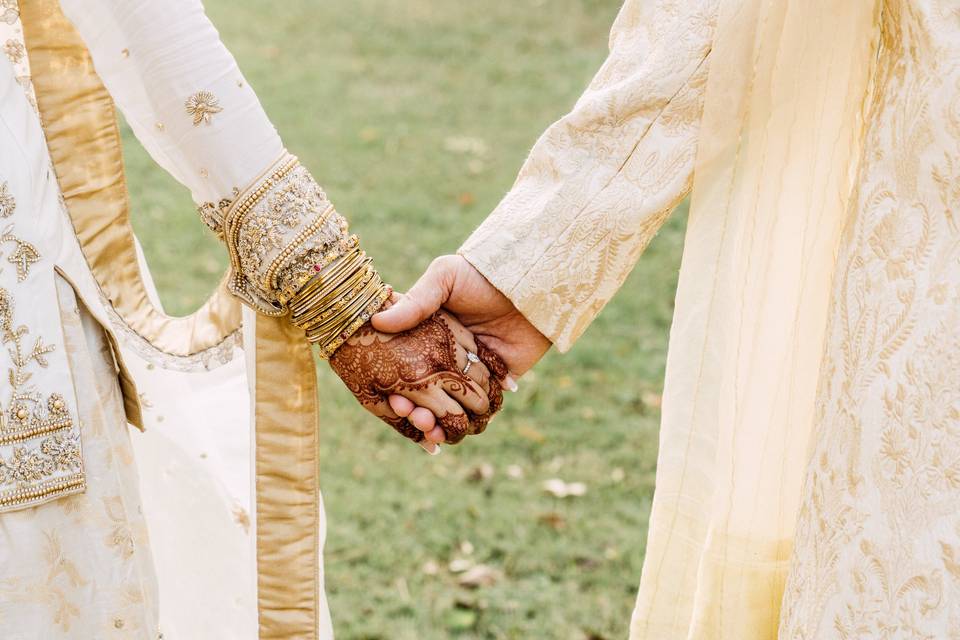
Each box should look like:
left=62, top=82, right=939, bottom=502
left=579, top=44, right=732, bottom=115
left=294, top=267, right=376, bottom=329
left=289, top=256, right=370, bottom=317
left=298, top=270, right=379, bottom=332
left=300, top=275, right=379, bottom=336
left=304, top=273, right=383, bottom=343
left=314, top=284, right=392, bottom=358
left=277, top=235, right=359, bottom=306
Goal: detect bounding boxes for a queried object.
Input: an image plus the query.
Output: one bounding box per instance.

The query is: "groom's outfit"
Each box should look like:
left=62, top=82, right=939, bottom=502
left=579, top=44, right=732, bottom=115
left=463, top=0, right=960, bottom=637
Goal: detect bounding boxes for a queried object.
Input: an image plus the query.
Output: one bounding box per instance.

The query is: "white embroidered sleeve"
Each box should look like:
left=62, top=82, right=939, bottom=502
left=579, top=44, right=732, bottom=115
left=59, top=0, right=354, bottom=315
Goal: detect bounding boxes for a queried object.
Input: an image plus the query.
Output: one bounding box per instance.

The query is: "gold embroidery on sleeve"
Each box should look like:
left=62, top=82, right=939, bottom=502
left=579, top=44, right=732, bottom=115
left=220, top=157, right=350, bottom=315
left=185, top=90, right=223, bottom=126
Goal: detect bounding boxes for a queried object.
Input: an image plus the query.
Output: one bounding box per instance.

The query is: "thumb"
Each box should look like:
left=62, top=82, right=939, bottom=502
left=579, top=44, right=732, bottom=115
left=372, top=258, right=453, bottom=333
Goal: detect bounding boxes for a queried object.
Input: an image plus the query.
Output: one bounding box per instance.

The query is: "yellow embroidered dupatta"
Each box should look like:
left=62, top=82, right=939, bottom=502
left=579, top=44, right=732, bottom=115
left=631, top=0, right=882, bottom=637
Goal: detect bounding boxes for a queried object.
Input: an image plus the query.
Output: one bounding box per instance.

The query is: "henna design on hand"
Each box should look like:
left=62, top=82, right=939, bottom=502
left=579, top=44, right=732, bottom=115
left=329, top=313, right=508, bottom=444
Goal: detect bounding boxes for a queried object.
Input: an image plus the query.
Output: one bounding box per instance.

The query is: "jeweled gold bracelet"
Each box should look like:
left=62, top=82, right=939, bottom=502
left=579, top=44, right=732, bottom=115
left=286, top=242, right=390, bottom=358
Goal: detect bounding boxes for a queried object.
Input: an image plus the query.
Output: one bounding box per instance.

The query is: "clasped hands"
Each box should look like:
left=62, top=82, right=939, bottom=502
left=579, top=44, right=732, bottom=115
left=328, top=255, right=551, bottom=453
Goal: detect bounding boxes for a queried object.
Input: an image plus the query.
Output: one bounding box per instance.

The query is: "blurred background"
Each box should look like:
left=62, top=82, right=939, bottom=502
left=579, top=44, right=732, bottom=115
left=124, top=1, right=689, bottom=638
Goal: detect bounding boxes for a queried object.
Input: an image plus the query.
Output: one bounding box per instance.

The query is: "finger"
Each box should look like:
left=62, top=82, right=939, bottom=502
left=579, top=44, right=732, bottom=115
left=372, top=257, right=454, bottom=333
left=440, top=369, right=489, bottom=416
left=424, top=426, right=446, bottom=444
left=419, top=441, right=440, bottom=455
left=368, top=396, right=424, bottom=443
left=399, top=386, right=471, bottom=444
left=476, top=337, right=510, bottom=383
left=501, top=375, right=519, bottom=392
left=437, top=312, right=492, bottom=394
left=388, top=394, right=415, bottom=418
left=408, top=407, right=436, bottom=432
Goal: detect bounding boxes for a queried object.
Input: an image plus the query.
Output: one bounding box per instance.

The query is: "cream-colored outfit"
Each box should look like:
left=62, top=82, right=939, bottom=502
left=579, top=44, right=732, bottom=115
left=0, top=0, right=357, bottom=637
left=462, top=0, right=960, bottom=638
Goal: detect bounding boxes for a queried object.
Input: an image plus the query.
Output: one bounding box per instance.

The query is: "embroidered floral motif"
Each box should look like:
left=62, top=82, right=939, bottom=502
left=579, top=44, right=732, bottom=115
left=184, top=90, right=223, bottom=126
left=1, top=225, right=40, bottom=281
left=0, top=286, right=73, bottom=443
left=0, top=181, right=15, bottom=217
left=224, top=161, right=350, bottom=314
left=0, top=433, right=81, bottom=485
left=0, top=0, right=17, bottom=27
left=3, top=38, right=22, bottom=63
left=196, top=196, right=234, bottom=238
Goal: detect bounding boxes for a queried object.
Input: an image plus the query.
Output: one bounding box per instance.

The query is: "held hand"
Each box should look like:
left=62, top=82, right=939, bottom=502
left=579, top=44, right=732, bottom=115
left=372, top=255, right=551, bottom=430
left=328, top=308, right=508, bottom=452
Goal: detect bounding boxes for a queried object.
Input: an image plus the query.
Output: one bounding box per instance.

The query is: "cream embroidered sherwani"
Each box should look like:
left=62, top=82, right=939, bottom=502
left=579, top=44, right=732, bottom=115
left=0, top=0, right=373, bottom=637
left=462, top=0, right=960, bottom=637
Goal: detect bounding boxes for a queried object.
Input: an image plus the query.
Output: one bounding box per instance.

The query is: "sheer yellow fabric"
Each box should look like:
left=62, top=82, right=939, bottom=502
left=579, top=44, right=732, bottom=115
left=630, top=1, right=882, bottom=638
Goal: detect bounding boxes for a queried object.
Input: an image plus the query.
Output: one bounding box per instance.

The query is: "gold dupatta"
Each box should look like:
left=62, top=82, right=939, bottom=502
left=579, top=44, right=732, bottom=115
left=630, top=1, right=883, bottom=638
left=21, top=3, right=324, bottom=637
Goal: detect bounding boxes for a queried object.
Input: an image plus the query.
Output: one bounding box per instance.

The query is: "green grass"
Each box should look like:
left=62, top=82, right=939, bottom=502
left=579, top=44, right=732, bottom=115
left=124, top=1, right=687, bottom=637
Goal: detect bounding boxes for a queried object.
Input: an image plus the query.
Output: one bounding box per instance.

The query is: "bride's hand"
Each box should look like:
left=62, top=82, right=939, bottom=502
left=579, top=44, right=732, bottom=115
left=328, top=306, right=508, bottom=452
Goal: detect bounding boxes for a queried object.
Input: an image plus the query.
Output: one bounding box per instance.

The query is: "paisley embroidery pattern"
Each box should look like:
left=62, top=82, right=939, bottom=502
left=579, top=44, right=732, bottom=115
left=780, top=3, right=960, bottom=636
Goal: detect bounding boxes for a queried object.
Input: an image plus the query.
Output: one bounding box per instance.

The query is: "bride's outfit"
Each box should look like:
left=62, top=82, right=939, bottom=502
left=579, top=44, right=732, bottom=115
left=463, top=0, right=960, bottom=637
left=0, top=0, right=394, bottom=637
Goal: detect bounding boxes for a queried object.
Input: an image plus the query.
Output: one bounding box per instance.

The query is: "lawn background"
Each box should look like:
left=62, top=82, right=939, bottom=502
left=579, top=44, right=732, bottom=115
left=123, top=1, right=688, bottom=637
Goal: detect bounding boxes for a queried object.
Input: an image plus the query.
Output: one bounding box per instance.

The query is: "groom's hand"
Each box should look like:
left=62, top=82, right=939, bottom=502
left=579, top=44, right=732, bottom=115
left=372, top=254, right=551, bottom=409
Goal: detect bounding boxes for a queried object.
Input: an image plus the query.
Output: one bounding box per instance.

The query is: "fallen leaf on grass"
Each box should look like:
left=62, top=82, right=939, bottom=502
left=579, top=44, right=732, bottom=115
left=543, top=478, right=587, bottom=498
left=457, top=564, right=503, bottom=589
left=506, top=464, right=525, bottom=479
left=537, top=512, right=567, bottom=530
left=449, top=558, right=473, bottom=573
left=516, top=424, right=546, bottom=444
left=641, top=390, right=663, bottom=409
left=467, top=463, right=494, bottom=482
left=443, top=136, right=489, bottom=156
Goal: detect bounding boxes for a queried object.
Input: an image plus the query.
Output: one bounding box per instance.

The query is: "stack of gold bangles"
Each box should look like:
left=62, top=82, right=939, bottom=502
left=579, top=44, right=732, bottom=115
left=287, top=242, right=392, bottom=359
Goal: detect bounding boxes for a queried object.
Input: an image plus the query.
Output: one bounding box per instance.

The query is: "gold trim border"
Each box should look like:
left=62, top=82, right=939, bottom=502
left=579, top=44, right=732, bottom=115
left=255, top=316, right=320, bottom=639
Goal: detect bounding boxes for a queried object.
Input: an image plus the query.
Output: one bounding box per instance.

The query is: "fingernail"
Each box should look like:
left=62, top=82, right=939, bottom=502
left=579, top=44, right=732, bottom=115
left=505, top=376, right=519, bottom=392
left=429, top=444, right=442, bottom=456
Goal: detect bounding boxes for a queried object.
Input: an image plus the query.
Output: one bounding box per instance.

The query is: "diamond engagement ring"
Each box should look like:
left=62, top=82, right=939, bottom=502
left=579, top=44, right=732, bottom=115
left=462, top=351, right=480, bottom=375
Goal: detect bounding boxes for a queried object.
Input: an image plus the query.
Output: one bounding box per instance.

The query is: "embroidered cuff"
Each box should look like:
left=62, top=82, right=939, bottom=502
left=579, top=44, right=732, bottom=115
left=197, top=153, right=351, bottom=316
left=196, top=152, right=390, bottom=355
